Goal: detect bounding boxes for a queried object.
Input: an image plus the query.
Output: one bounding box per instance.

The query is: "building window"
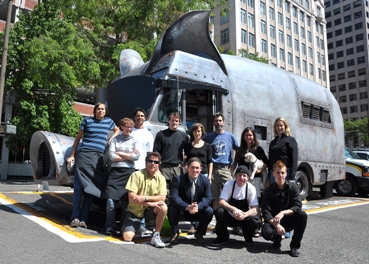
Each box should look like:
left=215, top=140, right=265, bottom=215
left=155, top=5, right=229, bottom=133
left=339, top=96, right=347, bottom=103
left=345, top=26, right=352, bottom=33
left=248, top=13, right=255, bottom=27
left=262, top=39, right=267, bottom=53
left=330, top=75, right=336, bottom=82
left=357, top=45, right=365, bottom=53
left=309, top=63, right=313, bottom=75
left=307, top=31, right=311, bottom=42
left=279, top=30, right=284, bottom=43
left=271, top=44, right=276, bottom=57
left=337, top=62, right=345, bottom=69
left=279, top=48, right=285, bottom=61
left=278, top=12, right=283, bottom=25
left=294, top=22, right=298, bottom=34
left=360, top=92, right=368, bottom=99
left=336, top=40, right=343, bottom=47
left=285, top=1, right=290, bottom=12
left=341, top=108, right=347, bottom=114
left=288, top=53, right=292, bottom=65
left=221, top=9, right=229, bottom=24
left=305, top=0, right=310, bottom=10
left=321, top=54, right=325, bottom=65
left=339, top=84, right=346, bottom=91
left=359, top=80, right=367, bottom=87
left=354, top=11, right=362, bottom=19
left=261, top=20, right=267, bottom=33
left=295, top=56, right=300, bottom=69
left=337, top=51, right=344, bottom=58
left=346, top=48, right=354, bottom=55
left=356, top=33, right=364, bottom=41
left=349, top=82, right=357, bottom=89
left=349, top=94, right=357, bottom=102
left=308, top=47, right=312, bottom=58
left=221, top=29, right=229, bottom=44
left=301, top=43, right=306, bottom=55
left=294, top=39, right=299, bottom=51
left=300, top=11, right=304, bottom=22
left=303, top=60, right=307, bottom=72
left=328, top=53, right=334, bottom=60
left=292, top=6, right=297, bottom=17
left=344, top=14, right=352, bottom=23
left=278, top=0, right=282, bottom=8
left=248, top=0, right=254, bottom=8
left=358, top=68, right=366, bottom=75
left=241, top=29, right=247, bottom=44
left=260, top=1, right=266, bottom=15
left=270, top=25, right=275, bottom=38
left=249, top=33, right=255, bottom=47
left=287, top=35, right=292, bottom=47
left=241, top=9, right=246, bottom=23
left=329, top=64, right=335, bottom=71
left=357, top=56, right=365, bottom=64
left=345, top=36, right=353, bottom=44
left=348, top=71, right=355, bottom=78
left=343, top=4, right=351, bottom=12
left=306, top=16, right=311, bottom=26
left=334, top=7, right=341, bottom=15
left=347, top=59, right=355, bottom=67
left=320, top=39, right=324, bottom=49
left=286, top=17, right=291, bottom=29
left=353, top=0, right=361, bottom=8
left=355, top=22, right=363, bottom=30
left=334, top=18, right=342, bottom=25
left=270, top=7, right=275, bottom=20
left=361, top=105, right=368, bottom=112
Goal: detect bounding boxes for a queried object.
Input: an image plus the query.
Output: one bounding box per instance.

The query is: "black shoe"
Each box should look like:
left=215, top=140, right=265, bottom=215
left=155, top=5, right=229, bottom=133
left=170, top=232, right=179, bottom=243
left=272, top=241, right=281, bottom=249
left=245, top=238, right=254, bottom=246
left=290, top=248, right=300, bottom=257
left=105, top=227, right=117, bottom=236
left=211, top=237, right=229, bottom=246
left=194, top=232, right=205, bottom=244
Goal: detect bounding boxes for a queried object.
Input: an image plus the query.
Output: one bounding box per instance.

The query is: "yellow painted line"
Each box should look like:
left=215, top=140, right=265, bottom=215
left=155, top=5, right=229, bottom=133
left=305, top=198, right=369, bottom=215
left=0, top=193, right=115, bottom=243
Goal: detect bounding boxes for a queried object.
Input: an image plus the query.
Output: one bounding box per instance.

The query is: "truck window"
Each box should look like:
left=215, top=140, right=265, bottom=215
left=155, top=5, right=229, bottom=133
left=158, top=88, right=181, bottom=123
left=186, top=89, right=213, bottom=133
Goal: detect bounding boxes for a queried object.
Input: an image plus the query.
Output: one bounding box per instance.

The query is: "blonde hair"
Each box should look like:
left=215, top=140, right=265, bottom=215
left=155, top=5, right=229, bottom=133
left=273, top=117, right=291, bottom=137
left=119, top=117, right=134, bottom=127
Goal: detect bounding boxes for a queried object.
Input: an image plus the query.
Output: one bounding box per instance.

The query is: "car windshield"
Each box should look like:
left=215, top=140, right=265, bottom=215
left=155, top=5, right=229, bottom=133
left=345, top=147, right=361, bottom=159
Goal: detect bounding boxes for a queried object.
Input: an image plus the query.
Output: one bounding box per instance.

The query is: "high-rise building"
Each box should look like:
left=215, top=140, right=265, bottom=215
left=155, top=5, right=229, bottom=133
left=211, top=0, right=328, bottom=87
left=325, top=0, right=368, bottom=121
left=0, top=0, right=37, bottom=31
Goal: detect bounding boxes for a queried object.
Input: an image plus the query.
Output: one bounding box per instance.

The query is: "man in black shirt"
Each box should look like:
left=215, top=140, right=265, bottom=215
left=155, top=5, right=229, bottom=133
left=153, top=112, right=189, bottom=193
left=261, top=160, right=307, bottom=257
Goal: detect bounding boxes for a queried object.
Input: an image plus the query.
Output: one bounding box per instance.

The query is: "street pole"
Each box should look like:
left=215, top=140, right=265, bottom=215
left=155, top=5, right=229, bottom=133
left=0, top=0, right=13, bottom=125
left=0, top=0, right=13, bottom=181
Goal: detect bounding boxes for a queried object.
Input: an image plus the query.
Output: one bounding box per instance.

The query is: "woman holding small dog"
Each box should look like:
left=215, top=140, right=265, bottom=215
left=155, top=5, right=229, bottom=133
left=231, top=127, right=268, bottom=194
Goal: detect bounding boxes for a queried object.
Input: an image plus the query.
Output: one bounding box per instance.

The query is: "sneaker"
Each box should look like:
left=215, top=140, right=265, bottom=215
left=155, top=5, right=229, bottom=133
left=284, top=231, right=291, bottom=238
left=253, top=228, right=261, bottom=238
left=139, top=226, right=153, bottom=237
left=170, top=232, right=179, bottom=243
left=79, top=221, right=87, bottom=228
left=194, top=232, right=205, bottom=244
left=233, top=227, right=243, bottom=236
left=211, top=237, right=229, bottom=246
left=151, top=233, right=165, bottom=248
left=290, top=248, right=300, bottom=257
left=70, top=218, right=80, bottom=228
left=188, top=226, right=196, bottom=235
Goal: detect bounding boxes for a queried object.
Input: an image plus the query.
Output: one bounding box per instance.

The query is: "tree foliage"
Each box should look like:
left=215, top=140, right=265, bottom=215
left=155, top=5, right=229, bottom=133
left=344, top=118, right=369, bottom=146
left=238, top=48, right=269, bottom=64
left=2, top=0, right=228, bottom=154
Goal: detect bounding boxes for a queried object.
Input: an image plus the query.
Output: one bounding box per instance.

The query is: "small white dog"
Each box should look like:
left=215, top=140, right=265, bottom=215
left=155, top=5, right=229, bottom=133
left=244, top=152, right=264, bottom=180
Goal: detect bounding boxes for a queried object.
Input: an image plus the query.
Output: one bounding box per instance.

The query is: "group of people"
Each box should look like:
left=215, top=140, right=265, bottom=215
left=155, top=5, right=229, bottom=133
left=67, top=103, right=307, bottom=257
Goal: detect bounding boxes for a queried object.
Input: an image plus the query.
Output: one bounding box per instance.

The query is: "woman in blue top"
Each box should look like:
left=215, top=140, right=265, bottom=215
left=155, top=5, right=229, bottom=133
left=67, top=102, right=120, bottom=229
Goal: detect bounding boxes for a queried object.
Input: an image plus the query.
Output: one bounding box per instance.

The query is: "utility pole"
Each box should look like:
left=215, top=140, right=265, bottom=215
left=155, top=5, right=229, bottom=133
left=0, top=0, right=13, bottom=181
left=0, top=0, right=13, bottom=125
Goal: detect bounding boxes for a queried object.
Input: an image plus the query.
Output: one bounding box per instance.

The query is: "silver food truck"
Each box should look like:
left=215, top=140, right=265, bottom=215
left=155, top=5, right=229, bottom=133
left=30, top=10, right=345, bottom=200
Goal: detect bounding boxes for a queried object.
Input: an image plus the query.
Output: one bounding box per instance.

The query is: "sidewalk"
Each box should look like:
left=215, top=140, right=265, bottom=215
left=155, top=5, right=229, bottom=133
left=0, top=178, right=72, bottom=192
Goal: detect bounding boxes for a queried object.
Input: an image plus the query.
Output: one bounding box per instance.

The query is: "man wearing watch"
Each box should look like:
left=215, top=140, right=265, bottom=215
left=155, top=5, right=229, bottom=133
left=168, top=157, right=213, bottom=244
left=122, top=152, right=167, bottom=248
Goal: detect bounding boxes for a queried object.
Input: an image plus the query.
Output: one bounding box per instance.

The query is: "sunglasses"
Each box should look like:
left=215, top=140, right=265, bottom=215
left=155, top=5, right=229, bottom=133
left=146, top=159, right=160, bottom=164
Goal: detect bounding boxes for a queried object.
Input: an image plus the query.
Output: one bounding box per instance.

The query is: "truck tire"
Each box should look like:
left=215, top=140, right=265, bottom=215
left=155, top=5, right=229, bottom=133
left=295, top=170, right=311, bottom=200
left=335, top=175, right=357, bottom=196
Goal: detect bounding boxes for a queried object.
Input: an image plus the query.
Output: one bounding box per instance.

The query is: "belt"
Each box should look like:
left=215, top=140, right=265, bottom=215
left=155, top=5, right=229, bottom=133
left=213, top=163, right=230, bottom=169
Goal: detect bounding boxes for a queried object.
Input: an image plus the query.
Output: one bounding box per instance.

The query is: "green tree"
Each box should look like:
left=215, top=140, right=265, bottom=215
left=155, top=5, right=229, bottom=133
left=4, top=2, right=101, bottom=153
left=344, top=118, right=369, bottom=146
left=238, top=48, right=269, bottom=64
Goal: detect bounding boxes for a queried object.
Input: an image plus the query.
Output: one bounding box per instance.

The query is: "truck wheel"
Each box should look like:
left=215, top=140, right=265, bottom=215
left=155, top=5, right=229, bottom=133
left=295, top=170, right=310, bottom=200
left=335, top=175, right=357, bottom=196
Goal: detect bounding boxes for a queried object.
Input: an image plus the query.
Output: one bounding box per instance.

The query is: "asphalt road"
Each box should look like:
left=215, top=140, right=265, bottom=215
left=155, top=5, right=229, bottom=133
left=1, top=180, right=369, bottom=264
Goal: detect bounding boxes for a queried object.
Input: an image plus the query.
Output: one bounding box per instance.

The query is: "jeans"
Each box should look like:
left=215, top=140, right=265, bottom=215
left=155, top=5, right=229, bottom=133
left=71, top=170, right=93, bottom=222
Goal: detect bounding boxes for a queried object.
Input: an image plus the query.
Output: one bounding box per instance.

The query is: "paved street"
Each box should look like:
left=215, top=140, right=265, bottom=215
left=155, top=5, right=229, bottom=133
left=1, top=179, right=369, bottom=263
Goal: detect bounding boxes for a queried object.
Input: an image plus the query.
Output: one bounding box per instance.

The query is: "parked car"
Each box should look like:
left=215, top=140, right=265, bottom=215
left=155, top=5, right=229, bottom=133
left=352, top=150, right=369, bottom=161
left=335, top=147, right=369, bottom=196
